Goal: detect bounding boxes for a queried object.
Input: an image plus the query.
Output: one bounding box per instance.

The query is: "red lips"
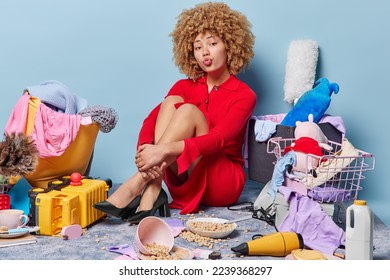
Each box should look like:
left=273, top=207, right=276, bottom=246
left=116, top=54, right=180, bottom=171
left=203, top=58, right=212, bottom=66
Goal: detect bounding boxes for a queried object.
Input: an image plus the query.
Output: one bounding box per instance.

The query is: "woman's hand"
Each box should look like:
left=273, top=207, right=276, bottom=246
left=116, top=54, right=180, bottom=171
left=135, top=144, right=167, bottom=172
left=139, top=164, right=166, bottom=180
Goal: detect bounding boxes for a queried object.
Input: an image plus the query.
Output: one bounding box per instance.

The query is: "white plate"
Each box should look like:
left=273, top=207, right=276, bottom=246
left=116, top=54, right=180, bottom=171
left=186, top=217, right=237, bottom=238
left=0, top=228, right=29, bottom=239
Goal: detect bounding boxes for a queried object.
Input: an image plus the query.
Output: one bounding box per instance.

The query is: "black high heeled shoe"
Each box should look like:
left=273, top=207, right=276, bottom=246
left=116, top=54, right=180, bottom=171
left=93, top=195, right=141, bottom=220
left=127, top=189, right=170, bottom=225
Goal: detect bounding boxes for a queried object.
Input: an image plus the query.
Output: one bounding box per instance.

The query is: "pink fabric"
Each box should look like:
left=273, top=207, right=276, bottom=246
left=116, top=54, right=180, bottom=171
left=5, top=95, right=81, bottom=158
left=4, top=94, right=30, bottom=134
left=256, top=113, right=287, bottom=123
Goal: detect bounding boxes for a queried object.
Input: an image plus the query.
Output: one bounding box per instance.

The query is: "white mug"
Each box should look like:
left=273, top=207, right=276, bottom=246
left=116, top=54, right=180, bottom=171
left=0, top=209, right=29, bottom=230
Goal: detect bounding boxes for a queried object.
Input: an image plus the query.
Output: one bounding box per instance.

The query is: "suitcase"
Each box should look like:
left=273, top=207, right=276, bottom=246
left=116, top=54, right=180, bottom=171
left=33, top=190, right=80, bottom=236
left=29, top=175, right=111, bottom=236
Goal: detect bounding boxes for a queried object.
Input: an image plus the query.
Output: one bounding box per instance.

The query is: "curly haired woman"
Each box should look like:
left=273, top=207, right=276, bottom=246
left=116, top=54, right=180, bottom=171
left=94, top=2, right=256, bottom=223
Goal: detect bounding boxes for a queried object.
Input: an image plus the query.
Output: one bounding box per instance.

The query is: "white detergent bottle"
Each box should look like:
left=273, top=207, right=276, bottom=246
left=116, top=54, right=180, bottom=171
left=345, top=200, right=373, bottom=260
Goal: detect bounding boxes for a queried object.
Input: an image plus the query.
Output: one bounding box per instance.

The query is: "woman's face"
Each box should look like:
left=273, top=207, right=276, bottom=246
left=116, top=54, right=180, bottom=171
left=193, top=31, right=228, bottom=76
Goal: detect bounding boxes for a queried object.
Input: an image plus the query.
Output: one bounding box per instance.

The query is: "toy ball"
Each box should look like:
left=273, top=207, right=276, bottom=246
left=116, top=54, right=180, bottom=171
left=70, top=172, right=82, bottom=186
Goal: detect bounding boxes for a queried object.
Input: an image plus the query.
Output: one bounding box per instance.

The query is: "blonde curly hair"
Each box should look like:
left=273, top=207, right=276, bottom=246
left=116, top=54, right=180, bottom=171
left=170, top=2, right=255, bottom=80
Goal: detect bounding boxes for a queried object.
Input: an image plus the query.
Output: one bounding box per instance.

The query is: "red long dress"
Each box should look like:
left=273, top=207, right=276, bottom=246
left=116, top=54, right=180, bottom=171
left=137, top=75, right=256, bottom=214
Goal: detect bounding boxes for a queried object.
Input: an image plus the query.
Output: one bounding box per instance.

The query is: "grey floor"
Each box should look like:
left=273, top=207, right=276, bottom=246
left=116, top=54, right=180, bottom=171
left=1, top=180, right=389, bottom=260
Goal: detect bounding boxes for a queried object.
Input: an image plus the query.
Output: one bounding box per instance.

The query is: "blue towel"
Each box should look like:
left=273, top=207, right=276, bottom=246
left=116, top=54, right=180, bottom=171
left=26, top=80, right=88, bottom=114
left=254, top=119, right=277, bottom=142
left=268, top=151, right=296, bottom=199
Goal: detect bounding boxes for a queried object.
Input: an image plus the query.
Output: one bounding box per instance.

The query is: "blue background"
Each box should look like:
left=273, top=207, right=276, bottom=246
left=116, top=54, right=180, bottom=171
left=1, top=0, right=388, bottom=227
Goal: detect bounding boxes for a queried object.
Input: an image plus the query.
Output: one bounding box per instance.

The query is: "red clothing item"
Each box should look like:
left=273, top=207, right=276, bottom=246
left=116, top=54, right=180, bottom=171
left=284, top=137, right=324, bottom=157
left=137, top=75, right=256, bottom=214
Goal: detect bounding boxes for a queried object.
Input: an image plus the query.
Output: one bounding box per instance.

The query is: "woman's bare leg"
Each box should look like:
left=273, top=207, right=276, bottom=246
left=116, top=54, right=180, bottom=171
left=105, top=96, right=184, bottom=208
left=138, top=102, right=208, bottom=211
left=106, top=96, right=208, bottom=211
left=154, top=96, right=185, bottom=142
left=106, top=171, right=155, bottom=208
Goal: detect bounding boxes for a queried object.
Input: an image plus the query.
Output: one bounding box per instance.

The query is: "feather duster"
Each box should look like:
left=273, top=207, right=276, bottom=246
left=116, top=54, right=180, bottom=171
left=284, top=39, right=319, bottom=104
left=0, top=132, right=38, bottom=177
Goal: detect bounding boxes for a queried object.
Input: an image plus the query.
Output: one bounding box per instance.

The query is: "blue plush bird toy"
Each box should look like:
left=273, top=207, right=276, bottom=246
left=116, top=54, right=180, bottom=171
left=280, top=78, right=339, bottom=126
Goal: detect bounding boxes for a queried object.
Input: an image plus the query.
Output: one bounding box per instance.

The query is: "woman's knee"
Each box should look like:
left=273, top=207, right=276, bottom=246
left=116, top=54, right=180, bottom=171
left=175, top=104, right=208, bottom=134
left=176, top=103, right=202, bottom=118
left=161, top=95, right=184, bottom=109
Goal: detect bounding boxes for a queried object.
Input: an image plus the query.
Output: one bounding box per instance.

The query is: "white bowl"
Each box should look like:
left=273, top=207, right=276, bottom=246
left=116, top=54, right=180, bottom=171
left=186, top=217, right=237, bottom=238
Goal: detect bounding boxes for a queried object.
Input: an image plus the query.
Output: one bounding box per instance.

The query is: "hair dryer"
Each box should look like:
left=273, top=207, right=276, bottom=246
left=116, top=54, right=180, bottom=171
left=231, top=231, right=304, bottom=257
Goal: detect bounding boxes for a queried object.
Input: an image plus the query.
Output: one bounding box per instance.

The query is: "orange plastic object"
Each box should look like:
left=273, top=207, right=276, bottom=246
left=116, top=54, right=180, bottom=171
left=12, top=95, right=100, bottom=189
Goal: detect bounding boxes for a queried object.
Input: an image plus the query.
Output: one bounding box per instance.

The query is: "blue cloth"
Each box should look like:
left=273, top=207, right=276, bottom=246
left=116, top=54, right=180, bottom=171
left=254, top=119, right=277, bottom=142
left=268, top=151, right=296, bottom=199
left=26, top=80, right=88, bottom=114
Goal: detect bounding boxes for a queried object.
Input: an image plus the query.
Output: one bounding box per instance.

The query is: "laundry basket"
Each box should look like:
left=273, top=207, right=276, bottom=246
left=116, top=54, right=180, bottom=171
left=267, top=137, right=375, bottom=203
left=5, top=94, right=100, bottom=189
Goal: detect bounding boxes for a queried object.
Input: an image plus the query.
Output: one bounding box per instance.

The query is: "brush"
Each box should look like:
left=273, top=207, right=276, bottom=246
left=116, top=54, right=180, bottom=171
left=0, top=132, right=38, bottom=177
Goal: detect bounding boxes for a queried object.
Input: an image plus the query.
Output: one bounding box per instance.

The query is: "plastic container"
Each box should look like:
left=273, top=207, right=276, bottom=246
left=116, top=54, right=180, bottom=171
left=135, top=216, right=174, bottom=256
left=345, top=200, right=373, bottom=260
